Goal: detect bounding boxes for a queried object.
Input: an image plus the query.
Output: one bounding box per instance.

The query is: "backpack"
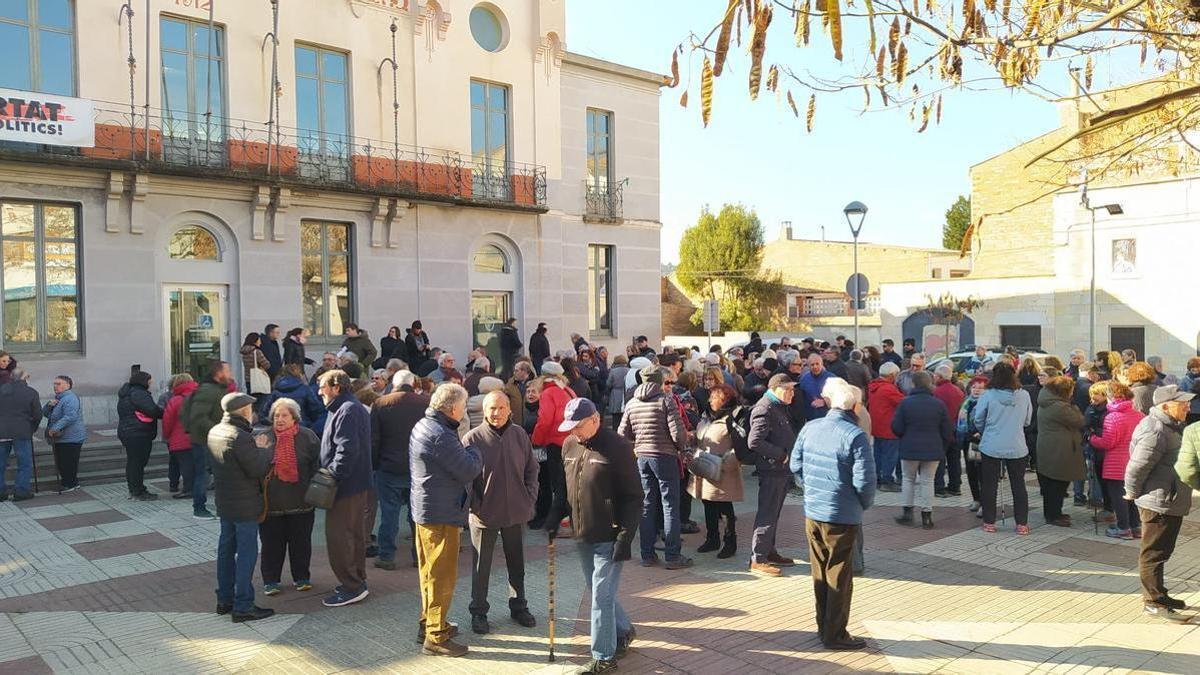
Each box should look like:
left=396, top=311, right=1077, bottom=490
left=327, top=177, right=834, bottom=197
left=725, top=405, right=755, bottom=465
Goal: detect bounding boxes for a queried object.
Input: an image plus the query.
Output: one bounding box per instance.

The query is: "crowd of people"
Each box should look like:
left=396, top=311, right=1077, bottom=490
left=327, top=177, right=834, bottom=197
left=3, top=325, right=1200, bottom=671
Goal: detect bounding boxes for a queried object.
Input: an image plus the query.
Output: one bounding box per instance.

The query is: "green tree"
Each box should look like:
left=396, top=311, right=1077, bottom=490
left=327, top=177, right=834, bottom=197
left=943, top=195, right=971, bottom=251
left=676, top=204, right=784, bottom=331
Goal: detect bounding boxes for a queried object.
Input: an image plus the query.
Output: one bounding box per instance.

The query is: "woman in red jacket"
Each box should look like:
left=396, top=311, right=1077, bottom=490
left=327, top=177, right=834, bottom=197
left=868, top=362, right=905, bottom=491
left=530, top=363, right=575, bottom=530
left=1089, top=380, right=1145, bottom=539
left=160, top=374, right=199, bottom=496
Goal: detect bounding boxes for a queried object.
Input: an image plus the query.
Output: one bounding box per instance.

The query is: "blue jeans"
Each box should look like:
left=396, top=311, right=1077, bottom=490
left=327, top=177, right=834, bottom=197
left=578, top=541, right=632, bottom=662
left=637, top=455, right=681, bottom=561
left=375, top=470, right=414, bottom=563
left=0, top=439, right=33, bottom=495
left=874, top=438, right=899, bottom=485
left=191, top=444, right=208, bottom=513
left=217, top=518, right=259, bottom=613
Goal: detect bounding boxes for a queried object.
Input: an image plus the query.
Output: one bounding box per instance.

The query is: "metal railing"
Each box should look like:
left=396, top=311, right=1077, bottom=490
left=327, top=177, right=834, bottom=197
left=0, top=106, right=547, bottom=211
left=584, top=180, right=624, bottom=221
left=798, top=294, right=882, bottom=317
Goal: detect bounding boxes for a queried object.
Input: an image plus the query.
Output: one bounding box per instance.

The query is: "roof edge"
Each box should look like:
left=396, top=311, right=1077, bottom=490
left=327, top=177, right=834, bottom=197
left=562, top=52, right=666, bottom=87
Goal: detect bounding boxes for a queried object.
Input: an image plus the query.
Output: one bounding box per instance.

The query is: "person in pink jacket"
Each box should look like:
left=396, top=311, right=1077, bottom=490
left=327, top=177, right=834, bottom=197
left=529, top=363, right=575, bottom=532
left=1089, top=381, right=1145, bottom=539
left=161, top=374, right=199, bottom=497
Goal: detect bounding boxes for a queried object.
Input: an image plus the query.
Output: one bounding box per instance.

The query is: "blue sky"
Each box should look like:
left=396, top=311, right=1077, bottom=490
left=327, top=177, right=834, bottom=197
left=565, top=1, right=1069, bottom=262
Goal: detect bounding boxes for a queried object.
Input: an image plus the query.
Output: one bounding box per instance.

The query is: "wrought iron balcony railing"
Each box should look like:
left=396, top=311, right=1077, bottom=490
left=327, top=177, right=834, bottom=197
left=584, top=179, right=624, bottom=222
left=0, top=106, right=547, bottom=211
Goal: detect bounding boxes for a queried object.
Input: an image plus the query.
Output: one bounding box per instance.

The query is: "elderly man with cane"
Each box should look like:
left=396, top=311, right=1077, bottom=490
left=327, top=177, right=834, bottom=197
left=464, top=390, right=539, bottom=635
left=791, top=378, right=876, bottom=650
left=550, top=398, right=641, bottom=674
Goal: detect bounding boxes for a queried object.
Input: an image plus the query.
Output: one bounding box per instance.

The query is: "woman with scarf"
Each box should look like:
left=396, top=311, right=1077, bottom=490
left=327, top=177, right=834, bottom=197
left=688, top=384, right=744, bottom=558
left=257, top=398, right=321, bottom=596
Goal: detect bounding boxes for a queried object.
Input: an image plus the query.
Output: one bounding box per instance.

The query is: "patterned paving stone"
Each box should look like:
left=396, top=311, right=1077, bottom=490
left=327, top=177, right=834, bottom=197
left=70, top=532, right=179, bottom=561
left=34, top=510, right=130, bottom=533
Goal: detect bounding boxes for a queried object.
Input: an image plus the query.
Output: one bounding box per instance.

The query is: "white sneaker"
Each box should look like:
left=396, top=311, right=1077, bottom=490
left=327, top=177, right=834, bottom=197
left=58, top=485, right=80, bottom=494
left=968, top=501, right=980, bottom=512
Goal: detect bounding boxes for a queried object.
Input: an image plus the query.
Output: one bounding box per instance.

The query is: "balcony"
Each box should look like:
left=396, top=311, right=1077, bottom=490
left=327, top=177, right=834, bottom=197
left=789, top=293, right=882, bottom=318
left=583, top=180, right=624, bottom=222
left=0, top=106, right=547, bottom=212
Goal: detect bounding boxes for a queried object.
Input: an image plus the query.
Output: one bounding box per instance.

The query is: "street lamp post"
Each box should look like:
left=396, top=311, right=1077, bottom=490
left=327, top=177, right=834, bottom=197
left=843, top=201, right=868, bottom=346
left=1080, top=185, right=1123, bottom=357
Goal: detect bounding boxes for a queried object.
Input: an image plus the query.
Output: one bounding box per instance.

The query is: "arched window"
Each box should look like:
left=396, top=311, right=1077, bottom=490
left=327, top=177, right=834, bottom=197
left=168, top=226, right=221, bottom=260
left=472, top=243, right=508, bottom=273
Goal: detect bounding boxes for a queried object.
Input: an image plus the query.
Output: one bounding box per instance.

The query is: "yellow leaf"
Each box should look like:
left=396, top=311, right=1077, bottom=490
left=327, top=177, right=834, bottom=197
left=701, top=56, right=714, bottom=127
left=807, top=94, right=816, bottom=132
left=828, top=0, right=843, bottom=61
left=888, top=17, right=900, bottom=60
left=795, top=0, right=811, bottom=46
left=748, top=4, right=773, bottom=100
left=713, top=0, right=739, bottom=77
left=766, top=64, right=779, bottom=93
left=894, top=42, right=908, bottom=85
left=667, top=48, right=680, bottom=88
left=863, top=0, right=877, bottom=55
left=787, top=90, right=799, bottom=117
left=1084, top=54, right=1094, bottom=90
left=680, top=90, right=689, bottom=108
left=876, top=45, right=887, bottom=80
left=918, top=103, right=930, bottom=132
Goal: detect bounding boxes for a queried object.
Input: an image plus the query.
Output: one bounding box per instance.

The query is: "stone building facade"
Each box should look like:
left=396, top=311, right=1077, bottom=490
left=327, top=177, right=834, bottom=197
left=0, top=0, right=663, bottom=421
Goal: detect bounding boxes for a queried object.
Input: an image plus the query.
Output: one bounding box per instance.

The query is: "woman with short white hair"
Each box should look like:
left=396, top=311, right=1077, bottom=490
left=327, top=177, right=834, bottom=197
left=257, top=397, right=321, bottom=596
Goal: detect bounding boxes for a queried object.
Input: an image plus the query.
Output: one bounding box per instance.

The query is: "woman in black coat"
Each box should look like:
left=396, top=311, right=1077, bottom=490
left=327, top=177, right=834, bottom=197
left=116, top=370, right=163, bottom=500
left=377, top=326, right=405, bottom=369
left=404, top=320, right=432, bottom=369
left=282, top=327, right=313, bottom=368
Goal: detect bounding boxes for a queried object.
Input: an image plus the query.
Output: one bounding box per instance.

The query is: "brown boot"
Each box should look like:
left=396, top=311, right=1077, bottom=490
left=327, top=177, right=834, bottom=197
left=749, top=562, right=782, bottom=577
left=422, top=638, right=468, bottom=657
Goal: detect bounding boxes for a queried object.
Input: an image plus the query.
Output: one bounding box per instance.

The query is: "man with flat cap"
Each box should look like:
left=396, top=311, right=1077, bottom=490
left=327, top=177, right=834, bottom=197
left=208, top=392, right=274, bottom=623
left=550, top=397, right=642, bottom=674
left=747, top=373, right=800, bottom=577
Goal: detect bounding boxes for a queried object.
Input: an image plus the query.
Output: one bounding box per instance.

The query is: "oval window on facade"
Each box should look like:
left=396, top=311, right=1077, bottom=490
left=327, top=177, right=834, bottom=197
left=469, top=5, right=506, bottom=52
left=472, top=243, right=508, bottom=273
left=169, top=225, right=221, bottom=260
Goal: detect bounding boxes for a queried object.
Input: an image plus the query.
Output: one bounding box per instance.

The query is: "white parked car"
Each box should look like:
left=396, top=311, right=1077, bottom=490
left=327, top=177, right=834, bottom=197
left=927, top=348, right=1050, bottom=375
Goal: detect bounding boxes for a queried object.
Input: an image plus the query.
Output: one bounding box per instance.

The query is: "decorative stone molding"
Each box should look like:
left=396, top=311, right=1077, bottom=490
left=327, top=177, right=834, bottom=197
left=388, top=200, right=410, bottom=248
left=414, top=1, right=451, bottom=41
left=369, top=197, right=389, bottom=248
left=271, top=187, right=292, bottom=241
left=251, top=185, right=271, bottom=241
left=130, top=174, right=149, bottom=234
left=105, top=172, right=124, bottom=233
left=536, top=32, right=565, bottom=67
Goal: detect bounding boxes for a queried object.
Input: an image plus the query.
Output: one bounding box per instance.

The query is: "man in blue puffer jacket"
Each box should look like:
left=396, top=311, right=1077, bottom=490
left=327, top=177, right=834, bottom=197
left=410, top=382, right=482, bottom=658
left=791, top=378, right=875, bottom=651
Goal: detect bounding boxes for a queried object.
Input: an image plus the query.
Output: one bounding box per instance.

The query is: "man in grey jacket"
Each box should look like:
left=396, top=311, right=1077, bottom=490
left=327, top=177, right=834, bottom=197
left=747, top=374, right=799, bottom=577
left=0, top=370, right=42, bottom=502
left=619, top=365, right=690, bottom=569
left=464, top=391, right=538, bottom=635
left=1124, top=384, right=1195, bottom=622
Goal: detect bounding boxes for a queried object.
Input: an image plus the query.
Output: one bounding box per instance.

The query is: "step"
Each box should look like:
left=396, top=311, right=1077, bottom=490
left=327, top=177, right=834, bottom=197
left=5, top=440, right=173, bottom=494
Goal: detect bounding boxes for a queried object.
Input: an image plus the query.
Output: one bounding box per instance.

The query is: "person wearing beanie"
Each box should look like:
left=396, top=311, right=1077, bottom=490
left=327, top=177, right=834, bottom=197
left=208, top=392, right=274, bottom=623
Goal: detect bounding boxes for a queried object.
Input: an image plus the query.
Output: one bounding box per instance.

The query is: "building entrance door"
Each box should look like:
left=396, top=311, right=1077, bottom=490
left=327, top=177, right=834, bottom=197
left=471, top=291, right=510, bottom=368
left=166, top=286, right=227, bottom=381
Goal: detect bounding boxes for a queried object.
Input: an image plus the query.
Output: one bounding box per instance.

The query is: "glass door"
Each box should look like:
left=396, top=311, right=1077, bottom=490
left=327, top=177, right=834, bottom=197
left=167, top=286, right=225, bottom=381
left=471, top=291, right=510, bottom=368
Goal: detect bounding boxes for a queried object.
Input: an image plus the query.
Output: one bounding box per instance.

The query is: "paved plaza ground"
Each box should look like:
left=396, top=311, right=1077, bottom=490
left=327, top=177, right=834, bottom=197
left=1, top=469, right=1198, bottom=674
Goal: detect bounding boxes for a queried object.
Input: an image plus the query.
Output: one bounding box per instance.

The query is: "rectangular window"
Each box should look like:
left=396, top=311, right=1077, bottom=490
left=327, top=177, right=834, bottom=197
left=1111, top=238, right=1136, bottom=275
left=300, top=221, right=353, bottom=339
left=1110, top=326, right=1145, bottom=361
left=0, top=0, right=75, bottom=95
left=588, top=244, right=613, bottom=336
left=1, top=201, right=80, bottom=351
left=471, top=79, right=510, bottom=198
left=586, top=108, right=612, bottom=188
left=160, top=16, right=225, bottom=163
left=295, top=44, right=350, bottom=178
left=999, top=325, right=1042, bottom=351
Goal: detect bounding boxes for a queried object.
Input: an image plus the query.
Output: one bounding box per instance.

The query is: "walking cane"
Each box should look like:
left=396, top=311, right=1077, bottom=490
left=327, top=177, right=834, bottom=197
left=1087, top=455, right=1099, bottom=536
left=31, top=444, right=40, bottom=494
left=547, top=531, right=557, bottom=663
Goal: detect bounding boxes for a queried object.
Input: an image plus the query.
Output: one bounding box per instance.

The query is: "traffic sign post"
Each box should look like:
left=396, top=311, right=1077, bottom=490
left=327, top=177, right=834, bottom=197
left=845, top=272, right=870, bottom=345
left=703, top=299, right=719, bottom=350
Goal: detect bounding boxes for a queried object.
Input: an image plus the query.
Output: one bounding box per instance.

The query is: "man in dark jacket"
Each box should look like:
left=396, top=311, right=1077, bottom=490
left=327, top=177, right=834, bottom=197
left=185, top=360, right=232, bottom=518
left=823, top=347, right=849, bottom=380
left=798, top=354, right=833, bottom=421
left=405, top=320, right=432, bottom=370
left=410, top=382, right=483, bottom=658
left=464, top=391, right=538, bottom=635
left=619, top=365, right=690, bottom=569
left=341, top=323, right=377, bottom=367
left=880, top=339, right=903, bottom=368
left=371, top=370, right=428, bottom=570
left=844, top=350, right=873, bottom=396
left=747, top=374, right=800, bottom=577
left=891, top=371, right=955, bottom=529
left=208, top=392, right=274, bottom=623
left=551, top=397, right=641, bottom=674
left=498, top=318, right=522, bottom=379
left=260, top=324, right=283, bottom=380
left=317, top=369, right=374, bottom=608
left=932, top=365, right=967, bottom=498
left=0, top=371, right=42, bottom=501
left=529, top=322, right=550, bottom=373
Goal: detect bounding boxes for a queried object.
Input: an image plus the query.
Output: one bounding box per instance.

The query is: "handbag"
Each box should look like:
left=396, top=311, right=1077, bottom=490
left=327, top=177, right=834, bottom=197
left=258, top=469, right=273, bottom=523
left=967, top=442, right=982, bottom=463
left=687, top=450, right=723, bottom=483
left=304, top=467, right=338, bottom=509
left=249, top=367, right=271, bottom=395
left=532, top=445, right=548, bottom=463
